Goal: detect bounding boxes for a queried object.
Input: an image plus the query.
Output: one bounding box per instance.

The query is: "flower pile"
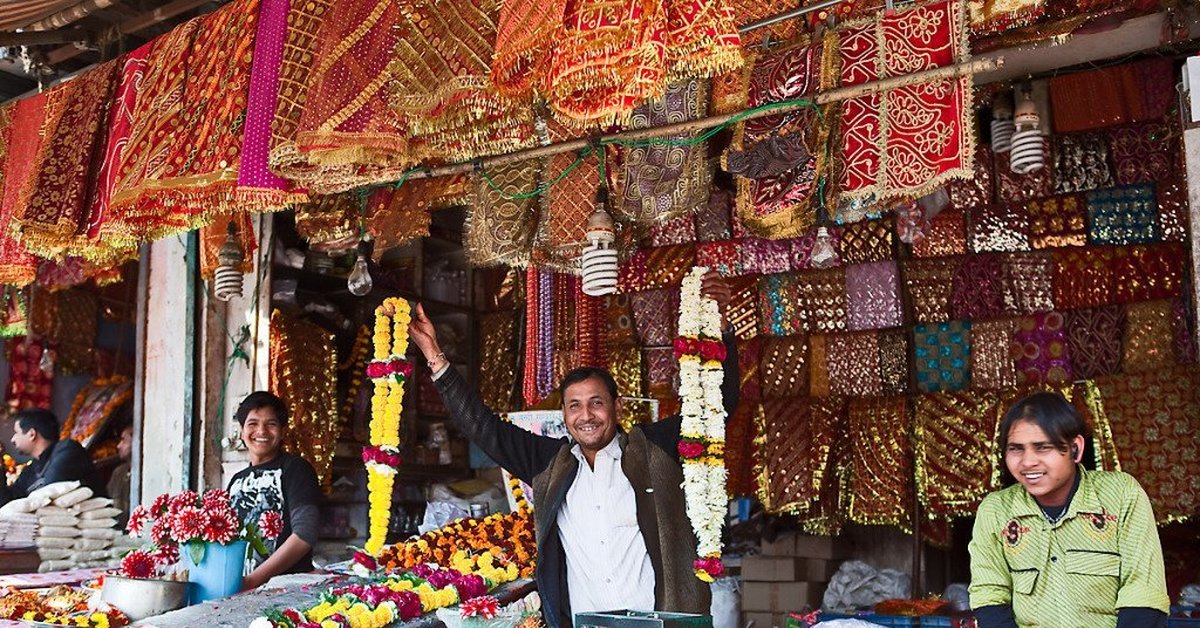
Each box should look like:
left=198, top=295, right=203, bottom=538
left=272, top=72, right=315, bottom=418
left=251, top=563, right=511, bottom=628
left=365, top=297, right=413, bottom=556
left=124, top=489, right=281, bottom=577
left=0, top=586, right=129, bottom=628
left=676, top=267, right=728, bottom=582
left=376, top=508, right=534, bottom=577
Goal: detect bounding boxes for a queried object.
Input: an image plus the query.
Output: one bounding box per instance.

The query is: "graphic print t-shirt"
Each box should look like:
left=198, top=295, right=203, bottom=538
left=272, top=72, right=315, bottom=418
left=227, top=453, right=319, bottom=573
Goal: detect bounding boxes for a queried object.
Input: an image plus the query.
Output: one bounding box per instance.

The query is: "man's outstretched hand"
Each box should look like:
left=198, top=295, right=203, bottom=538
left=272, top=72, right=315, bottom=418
left=409, top=303, right=442, bottom=363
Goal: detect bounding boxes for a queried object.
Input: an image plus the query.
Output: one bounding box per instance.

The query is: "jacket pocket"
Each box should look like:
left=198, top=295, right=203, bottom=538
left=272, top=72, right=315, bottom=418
left=1009, top=568, right=1039, bottom=595
left=1066, top=549, right=1121, bottom=577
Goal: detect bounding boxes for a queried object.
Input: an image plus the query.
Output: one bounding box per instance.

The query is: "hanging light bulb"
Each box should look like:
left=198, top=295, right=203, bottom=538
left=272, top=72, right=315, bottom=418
left=809, top=226, right=838, bottom=269
left=213, top=221, right=246, bottom=302
left=580, top=186, right=619, bottom=296
left=38, top=344, right=53, bottom=375
left=347, top=239, right=373, bottom=297
left=1010, top=83, right=1045, bottom=174
left=990, top=90, right=1015, bottom=154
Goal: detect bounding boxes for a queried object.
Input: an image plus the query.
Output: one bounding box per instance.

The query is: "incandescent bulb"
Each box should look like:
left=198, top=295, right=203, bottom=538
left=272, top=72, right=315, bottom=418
left=347, top=253, right=373, bottom=296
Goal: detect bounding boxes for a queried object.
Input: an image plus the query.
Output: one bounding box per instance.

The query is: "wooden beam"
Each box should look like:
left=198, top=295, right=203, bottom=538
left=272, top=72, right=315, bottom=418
left=0, top=28, right=93, bottom=46
left=24, top=0, right=117, bottom=31
left=45, top=0, right=210, bottom=64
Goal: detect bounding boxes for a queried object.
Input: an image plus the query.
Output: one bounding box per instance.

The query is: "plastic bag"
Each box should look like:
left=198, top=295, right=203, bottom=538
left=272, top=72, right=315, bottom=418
left=821, top=560, right=912, bottom=612
left=711, top=577, right=740, bottom=628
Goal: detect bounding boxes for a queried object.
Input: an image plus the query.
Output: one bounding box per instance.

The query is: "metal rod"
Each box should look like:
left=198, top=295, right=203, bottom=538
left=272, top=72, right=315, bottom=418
left=738, top=0, right=843, bottom=33
left=404, top=55, right=1003, bottom=182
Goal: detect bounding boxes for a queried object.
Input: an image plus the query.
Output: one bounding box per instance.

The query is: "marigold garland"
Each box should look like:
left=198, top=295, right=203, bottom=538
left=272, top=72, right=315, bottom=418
left=365, top=298, right=413, bottom=556
left=676, top=266, right=727, bottom=581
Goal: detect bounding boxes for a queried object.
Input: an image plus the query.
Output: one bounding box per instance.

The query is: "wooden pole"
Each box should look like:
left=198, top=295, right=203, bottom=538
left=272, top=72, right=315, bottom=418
left=402, top=56, right=1004, bottom=182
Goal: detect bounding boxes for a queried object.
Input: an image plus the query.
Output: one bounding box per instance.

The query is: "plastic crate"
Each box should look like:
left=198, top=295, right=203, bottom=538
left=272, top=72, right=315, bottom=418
left=1170, top=606, right=1200, bottom=627
left=815, top=613, right=919, bottom=627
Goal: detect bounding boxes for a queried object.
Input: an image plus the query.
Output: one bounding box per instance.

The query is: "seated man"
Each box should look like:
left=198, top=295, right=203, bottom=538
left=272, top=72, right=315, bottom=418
left=1, top=409, right=101, bottom=506
left=227, top=391, right=320, bottom=589
left=968, top=392, right=1169, bottom=628
left=106, top=424, right=134, bottom=528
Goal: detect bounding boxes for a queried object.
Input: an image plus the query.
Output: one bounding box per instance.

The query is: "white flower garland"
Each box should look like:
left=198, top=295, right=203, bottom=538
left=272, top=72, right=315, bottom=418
left=676, top=267, right=727, bottom=581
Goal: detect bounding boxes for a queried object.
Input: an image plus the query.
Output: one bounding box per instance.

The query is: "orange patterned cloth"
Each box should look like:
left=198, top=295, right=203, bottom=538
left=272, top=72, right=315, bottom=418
left=848, top=396, right=912, bottom=529
left=1089, top=366, right=1200, bottom=521
left=1026, top=194, right=1087, bottom=249
left=15, top=61, right=118, bottom=260
left=111, top=0, right=259, bottom=239
left=82, top=44, right=153, bottom=265
left=1052, top=247, right=1115, bottom=310
left=0, top=99, right=40, bottom=287
left=292, top=0, right=414, bottom=193
left=389, top=0, right=535, bottom=163
left=836, top=0, right=973, bottom=201
left=543, top=0, right=741, bottom=128
left=491, top=0, right=564, bottom=97
left=914, top=390, right=1001, bottom=519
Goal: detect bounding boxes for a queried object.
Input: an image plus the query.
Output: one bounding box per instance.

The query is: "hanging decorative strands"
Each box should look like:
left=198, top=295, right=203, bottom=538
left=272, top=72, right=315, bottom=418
left=364, top=298, right=413, bottom=556
left=536, top=269, right=555, bottom=401
left=522, top=267, right=540, bottom=408
left=675, top=267, right=727, bottom=582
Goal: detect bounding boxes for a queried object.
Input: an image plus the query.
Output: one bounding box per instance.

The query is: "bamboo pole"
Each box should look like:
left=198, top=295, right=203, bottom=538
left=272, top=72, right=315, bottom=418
left=403, top=56, right=1004, bottom=182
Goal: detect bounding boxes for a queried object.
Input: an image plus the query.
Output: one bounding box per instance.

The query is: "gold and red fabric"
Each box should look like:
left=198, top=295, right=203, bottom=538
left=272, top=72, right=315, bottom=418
left=389, top=0, right=535, bottom=163
left=267, top=0, right=333, bottom=186
left=759, top=335, right=809, bottom=399
left=905, top=257, right=960, bottom=324
left=467, top=163, right=539, bottom=268
left=756, top=396, right=844, bottom=515
left=111, top=1, right=259, bottom=240
left=5, top=336, right=53, bottom=411
left=0, top=99, right=40, bottom=287
left=914, top=389, right=1002, bottom=519
left=835, top=0, right=974, bottom=202
left=292, top=0, right=415, bottom=193
left=270, top=310, right=340, bottom=487
left=967, top=0, right=1045, bottom=35
left=82, top=43, right=153, bottom=265
left=1087, top=366, right=1200, bottom=522
left=827, top=332, right=882, bottom=397
left=15, top=60, right=119, bottom=260
left=970, top=318, right=1018, bottom=390
left=1048, top=58, right=1175, bottom=134
left=1123, top=300, right=1177, bottom=374
left=847, top=396, right=912, bottom=530
left=1111, top=244, right=1186, bottom=304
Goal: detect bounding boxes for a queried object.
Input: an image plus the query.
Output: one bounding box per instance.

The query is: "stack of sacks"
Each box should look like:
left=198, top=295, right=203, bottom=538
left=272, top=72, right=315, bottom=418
left=31, top=483, right=124, bottom=572
left=0, top=481, right=79, bottom=550
left=0, top=512, right=37, bottom=548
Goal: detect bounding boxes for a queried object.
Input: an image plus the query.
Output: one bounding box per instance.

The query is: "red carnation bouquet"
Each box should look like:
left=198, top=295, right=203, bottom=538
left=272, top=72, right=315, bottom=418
left=122, top=489, right=282, bottom=579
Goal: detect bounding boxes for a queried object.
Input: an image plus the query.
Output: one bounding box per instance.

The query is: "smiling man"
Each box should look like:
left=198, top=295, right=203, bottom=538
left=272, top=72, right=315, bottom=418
left=226, top=391, right=320, bottom=589
left=408, top=272, right=737, bottom=628
left=968, top=392, right=1169, bottom=628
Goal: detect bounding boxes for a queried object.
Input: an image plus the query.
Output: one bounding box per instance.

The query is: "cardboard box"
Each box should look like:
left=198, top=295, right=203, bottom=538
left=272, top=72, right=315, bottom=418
left=742, top=556, right=841, bottom=583
left=741, top=582, right=824, bottom=612
left=761, top=533, right=853, bottom=559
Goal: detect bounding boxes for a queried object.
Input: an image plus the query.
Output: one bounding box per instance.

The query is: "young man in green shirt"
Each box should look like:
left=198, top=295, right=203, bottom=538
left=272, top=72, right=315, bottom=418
left=968, top=392, right=1170, bottom=628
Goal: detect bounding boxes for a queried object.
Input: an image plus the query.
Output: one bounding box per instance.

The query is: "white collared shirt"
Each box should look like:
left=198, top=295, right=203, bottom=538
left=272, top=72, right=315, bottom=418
left=557, top=437, right=656, bottom=615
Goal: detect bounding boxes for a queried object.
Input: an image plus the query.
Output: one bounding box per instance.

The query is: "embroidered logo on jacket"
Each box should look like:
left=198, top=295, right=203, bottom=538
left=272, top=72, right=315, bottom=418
left=1002, top=519, right=1032, bottom=549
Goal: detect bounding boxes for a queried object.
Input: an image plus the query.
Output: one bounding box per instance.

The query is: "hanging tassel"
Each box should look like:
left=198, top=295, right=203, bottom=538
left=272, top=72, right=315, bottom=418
left=522, top=266, right=539, bottom=408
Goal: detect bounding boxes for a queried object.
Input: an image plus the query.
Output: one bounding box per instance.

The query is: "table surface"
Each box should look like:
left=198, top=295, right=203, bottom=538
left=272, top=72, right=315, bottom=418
left=0, top=568, right=536, bottom=628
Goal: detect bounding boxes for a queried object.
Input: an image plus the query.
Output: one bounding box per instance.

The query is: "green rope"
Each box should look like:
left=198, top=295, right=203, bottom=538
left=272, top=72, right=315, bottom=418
left=354, top=97, right=822, bottom=203
left=480, top=146, right=593, bottom=200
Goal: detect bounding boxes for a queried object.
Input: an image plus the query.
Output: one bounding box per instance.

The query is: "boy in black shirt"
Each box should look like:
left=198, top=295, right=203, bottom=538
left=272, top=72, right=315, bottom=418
left=226, top=392, right=320, bottom=589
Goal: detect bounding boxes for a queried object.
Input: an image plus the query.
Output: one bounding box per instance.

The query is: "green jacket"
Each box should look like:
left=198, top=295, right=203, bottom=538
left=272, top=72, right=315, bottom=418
left=968, top=468, right=1169, bottom=627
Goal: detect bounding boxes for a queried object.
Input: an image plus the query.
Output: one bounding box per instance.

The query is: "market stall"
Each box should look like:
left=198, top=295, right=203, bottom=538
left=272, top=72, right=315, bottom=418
left=0, top=0, right=1198, bottom=626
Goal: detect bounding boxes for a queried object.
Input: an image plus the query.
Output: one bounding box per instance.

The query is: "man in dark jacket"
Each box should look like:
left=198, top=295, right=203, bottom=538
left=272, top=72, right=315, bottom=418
left=1, top=408, right=101, bottom=506
left=408, top=273, right=737, bottom=628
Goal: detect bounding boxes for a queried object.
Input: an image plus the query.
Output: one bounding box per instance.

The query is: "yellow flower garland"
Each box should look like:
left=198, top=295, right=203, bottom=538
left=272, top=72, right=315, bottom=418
left=366, top=298, right=413, bottom=556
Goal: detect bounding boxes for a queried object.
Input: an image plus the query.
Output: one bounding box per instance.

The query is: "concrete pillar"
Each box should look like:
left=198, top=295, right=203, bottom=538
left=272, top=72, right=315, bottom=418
left=136, top=234, right=196, bottom=503
left=1181, top=127, right=1200, bottom=352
